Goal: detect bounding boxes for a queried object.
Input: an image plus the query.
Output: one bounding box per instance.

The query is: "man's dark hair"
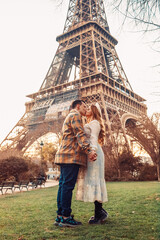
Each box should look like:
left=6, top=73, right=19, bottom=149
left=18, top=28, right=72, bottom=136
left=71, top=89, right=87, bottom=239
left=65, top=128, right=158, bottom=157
left=71, top=100, right=85, bottom=109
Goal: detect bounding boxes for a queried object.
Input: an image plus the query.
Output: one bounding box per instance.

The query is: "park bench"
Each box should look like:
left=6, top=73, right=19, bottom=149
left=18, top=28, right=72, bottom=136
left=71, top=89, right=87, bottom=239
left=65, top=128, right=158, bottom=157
left=31, top=178, right=45, bottom=188
left=0, top=182, right=15, bottom=194
left=14, top=181, right=30, bottom=191
left=0, top=178, right=46, bottom=194
left=0, top=182, right=3, bottom=194
left=37, top=178, right=45, bottom=187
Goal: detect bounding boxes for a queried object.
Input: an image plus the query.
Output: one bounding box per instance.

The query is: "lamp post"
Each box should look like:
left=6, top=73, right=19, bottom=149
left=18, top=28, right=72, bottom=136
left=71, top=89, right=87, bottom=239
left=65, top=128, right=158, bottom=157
left=40, top=140, right=44, bottom=164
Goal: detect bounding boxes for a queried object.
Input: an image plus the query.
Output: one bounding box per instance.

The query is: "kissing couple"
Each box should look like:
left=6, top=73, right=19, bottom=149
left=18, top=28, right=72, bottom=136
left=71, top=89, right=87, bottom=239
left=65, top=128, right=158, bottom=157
left=54, top=99, right=108, bottom=227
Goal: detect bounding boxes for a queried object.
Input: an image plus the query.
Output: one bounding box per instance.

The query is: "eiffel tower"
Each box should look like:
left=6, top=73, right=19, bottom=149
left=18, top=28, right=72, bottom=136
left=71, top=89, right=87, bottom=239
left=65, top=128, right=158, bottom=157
left=0, top=0, right=147, bottom=156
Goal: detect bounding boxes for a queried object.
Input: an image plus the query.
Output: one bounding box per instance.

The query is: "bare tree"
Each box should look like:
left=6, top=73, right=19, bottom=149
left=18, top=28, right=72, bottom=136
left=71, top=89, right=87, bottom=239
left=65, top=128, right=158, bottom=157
left=112, top=1, right=160, bottom=28
left=111, top=0, right=160, bottom=50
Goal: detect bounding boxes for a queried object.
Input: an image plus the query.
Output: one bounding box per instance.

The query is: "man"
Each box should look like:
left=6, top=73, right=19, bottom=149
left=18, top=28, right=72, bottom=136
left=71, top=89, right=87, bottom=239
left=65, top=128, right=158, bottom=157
left=54, top=99, right=96, bottom=227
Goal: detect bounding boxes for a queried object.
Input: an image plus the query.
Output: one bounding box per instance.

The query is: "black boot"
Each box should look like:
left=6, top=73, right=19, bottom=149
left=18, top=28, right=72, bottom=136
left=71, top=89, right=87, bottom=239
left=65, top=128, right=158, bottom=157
left=88, top=201, right=108, bottom=224
left=102, top=207, right=108, bottom=216
left=95, top=201, right=102, bottom=218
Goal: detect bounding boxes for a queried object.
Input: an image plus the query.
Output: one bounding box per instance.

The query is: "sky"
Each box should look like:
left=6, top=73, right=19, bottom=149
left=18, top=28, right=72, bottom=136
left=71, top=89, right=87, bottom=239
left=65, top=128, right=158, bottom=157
left=0, top=0, right=159, bottom=143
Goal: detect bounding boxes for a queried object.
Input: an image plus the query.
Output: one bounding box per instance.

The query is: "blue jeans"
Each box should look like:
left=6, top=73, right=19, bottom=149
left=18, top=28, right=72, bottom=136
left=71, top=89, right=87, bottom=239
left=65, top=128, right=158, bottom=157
left=57, top=164, right=80, bottom=217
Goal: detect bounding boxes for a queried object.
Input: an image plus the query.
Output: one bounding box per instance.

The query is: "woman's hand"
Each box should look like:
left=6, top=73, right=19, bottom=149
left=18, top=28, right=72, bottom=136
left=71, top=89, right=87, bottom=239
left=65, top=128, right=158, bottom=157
left=88, top=150, right=97, bottom=162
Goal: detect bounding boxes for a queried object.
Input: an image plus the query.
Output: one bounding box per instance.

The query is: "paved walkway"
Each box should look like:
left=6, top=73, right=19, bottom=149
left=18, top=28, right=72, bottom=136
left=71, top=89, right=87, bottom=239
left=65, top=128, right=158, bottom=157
left=43, top=179, right=59, bottom=188
left=0, top=180, right=59, bottom=196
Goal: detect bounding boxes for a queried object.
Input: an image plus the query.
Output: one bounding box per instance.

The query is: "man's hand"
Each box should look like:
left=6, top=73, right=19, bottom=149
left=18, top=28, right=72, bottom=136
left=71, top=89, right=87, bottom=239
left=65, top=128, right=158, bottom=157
left=88, top=150, right=97, bottom=162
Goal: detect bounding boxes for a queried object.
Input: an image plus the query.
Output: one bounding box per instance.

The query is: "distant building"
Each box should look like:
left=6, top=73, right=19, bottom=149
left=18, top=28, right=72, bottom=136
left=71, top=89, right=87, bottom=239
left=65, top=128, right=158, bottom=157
left=46, top=167, right=60, bottom=180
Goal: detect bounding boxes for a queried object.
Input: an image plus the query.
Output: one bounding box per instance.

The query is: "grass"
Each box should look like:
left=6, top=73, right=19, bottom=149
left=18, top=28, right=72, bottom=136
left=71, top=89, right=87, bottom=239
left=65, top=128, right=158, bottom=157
left=0, top=182, right=159, bottom=240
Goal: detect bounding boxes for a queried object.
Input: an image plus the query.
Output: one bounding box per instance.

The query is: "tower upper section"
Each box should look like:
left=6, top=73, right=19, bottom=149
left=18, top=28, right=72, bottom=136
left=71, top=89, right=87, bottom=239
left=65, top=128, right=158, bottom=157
left=63, top=0, right=110, bottom=33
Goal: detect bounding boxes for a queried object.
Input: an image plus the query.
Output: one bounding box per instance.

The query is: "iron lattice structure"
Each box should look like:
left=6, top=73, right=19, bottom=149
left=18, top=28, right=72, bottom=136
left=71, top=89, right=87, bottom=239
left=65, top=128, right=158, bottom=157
left=0, top=0, right=148, bottom=157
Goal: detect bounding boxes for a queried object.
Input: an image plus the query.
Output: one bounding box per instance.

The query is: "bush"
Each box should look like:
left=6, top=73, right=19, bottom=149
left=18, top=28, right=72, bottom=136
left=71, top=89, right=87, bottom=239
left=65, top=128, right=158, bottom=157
left=0, top=156, right=28, bottom=182
left=0, top=156, right=45, bottom=182
left=103, top=147, right=156, bottom=181
left=138, top=163, right=157, bottom=181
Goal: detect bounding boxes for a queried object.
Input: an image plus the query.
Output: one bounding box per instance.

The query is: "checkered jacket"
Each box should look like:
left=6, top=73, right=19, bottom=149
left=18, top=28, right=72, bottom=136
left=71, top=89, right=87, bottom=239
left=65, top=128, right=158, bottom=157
left=55, top=109, right=91, bottom=167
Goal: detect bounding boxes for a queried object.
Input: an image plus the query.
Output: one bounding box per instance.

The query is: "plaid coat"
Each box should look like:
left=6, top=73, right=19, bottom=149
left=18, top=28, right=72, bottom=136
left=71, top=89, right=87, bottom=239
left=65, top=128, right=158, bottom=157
left=55, top=109, right=91, bottom=167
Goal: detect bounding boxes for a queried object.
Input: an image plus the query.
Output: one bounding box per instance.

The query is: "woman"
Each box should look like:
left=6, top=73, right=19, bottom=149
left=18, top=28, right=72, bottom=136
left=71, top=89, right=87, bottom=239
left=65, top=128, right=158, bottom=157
left=76, top=103, right=108, bottom=224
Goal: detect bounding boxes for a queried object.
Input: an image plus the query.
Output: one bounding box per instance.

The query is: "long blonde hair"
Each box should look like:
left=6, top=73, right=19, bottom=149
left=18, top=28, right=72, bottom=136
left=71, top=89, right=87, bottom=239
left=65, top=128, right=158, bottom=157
left=90, top=105, right=105, bottom=146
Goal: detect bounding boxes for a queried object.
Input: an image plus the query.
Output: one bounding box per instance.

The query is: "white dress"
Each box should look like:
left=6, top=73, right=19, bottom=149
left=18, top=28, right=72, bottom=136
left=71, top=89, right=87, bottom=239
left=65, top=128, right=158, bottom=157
left=76, top=120, right=108, bottom=202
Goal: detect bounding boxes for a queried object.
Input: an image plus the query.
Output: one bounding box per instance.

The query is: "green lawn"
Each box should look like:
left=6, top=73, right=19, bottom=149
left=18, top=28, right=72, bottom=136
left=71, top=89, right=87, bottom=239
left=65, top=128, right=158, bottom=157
left=0, top=182, right=159, bottom=240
